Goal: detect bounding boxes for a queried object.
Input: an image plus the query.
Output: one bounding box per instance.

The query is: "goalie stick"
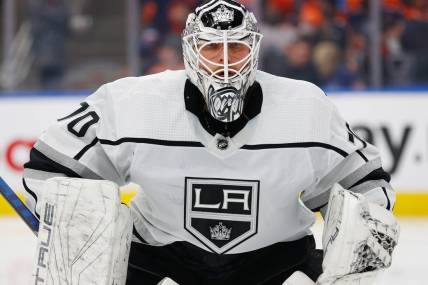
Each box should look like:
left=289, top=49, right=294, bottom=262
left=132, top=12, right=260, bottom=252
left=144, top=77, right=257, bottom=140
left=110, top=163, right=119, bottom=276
left=0, top=176, right=39, bottom=236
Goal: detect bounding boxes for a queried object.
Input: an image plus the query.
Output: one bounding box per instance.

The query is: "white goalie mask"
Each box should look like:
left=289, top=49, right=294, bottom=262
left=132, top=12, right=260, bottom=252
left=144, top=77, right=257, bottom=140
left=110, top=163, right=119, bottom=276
left=182, top=0, right=263, bottom=122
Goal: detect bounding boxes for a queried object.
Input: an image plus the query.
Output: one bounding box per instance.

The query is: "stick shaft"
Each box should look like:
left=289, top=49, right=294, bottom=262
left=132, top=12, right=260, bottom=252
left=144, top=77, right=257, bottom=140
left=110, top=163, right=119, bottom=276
left=0, top=177, right=39, bottom=236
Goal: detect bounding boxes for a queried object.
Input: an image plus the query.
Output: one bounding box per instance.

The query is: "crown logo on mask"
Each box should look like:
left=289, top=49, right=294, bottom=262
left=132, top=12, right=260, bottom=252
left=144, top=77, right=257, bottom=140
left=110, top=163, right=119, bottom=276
left=210, top=222, right=232, bottom=240
left=211, top=5, right=235, bottom=24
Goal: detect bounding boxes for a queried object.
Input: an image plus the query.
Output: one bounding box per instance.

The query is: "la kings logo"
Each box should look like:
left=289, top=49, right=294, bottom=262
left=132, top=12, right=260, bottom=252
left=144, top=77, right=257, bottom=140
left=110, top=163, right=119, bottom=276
left=184, top=177, right=259, bottom=254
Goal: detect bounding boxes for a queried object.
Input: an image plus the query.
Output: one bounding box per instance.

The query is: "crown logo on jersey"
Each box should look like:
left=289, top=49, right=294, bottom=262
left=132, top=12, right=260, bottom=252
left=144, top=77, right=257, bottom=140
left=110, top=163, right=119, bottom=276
left=211, top=5, right=234, bottom=24
left=210, top=222, right=232, bottom=240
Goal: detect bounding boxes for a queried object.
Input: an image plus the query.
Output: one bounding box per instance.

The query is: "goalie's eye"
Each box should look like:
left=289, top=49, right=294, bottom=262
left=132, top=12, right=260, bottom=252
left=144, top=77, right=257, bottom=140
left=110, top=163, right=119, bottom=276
left=200, top=42, right=250, bottom=56
left=228, top=42, right=241, bottom=50
left=205, top=43, right=222, bottom=50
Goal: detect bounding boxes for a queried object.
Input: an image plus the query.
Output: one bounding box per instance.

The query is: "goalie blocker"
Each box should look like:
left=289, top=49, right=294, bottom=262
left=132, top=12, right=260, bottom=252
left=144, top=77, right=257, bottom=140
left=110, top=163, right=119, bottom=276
left=33, top=178, right=133, bottom=285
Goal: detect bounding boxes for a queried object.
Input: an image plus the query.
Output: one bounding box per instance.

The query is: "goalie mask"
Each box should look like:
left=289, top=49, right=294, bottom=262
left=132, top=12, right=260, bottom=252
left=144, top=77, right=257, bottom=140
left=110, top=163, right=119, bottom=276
left=182, top=0, right=263, bottom=122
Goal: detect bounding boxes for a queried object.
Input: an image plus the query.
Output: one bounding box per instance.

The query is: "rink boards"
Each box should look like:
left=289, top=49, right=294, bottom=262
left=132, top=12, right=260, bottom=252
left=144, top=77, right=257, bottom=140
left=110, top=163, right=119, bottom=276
left=0, top=91, right=428, bottom=216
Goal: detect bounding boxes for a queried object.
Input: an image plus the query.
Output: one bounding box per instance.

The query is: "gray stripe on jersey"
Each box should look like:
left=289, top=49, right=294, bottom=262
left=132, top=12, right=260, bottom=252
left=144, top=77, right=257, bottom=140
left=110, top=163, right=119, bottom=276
left=348, top=179, right=392, bottom=194
left=303, top=189, right=330, bottom=210
left=23, top=168, right=67, bottom=180
left=339, top=158, right=382, bottom=189
left=35, top=140, right=103, bottom=180
left=304, top=178, right=393, bottom=210
left=302, top=151, right=364, bottom=204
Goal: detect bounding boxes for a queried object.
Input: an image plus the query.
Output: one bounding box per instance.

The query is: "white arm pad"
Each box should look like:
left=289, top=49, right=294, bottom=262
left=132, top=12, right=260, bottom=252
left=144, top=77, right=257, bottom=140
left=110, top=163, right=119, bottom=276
left=33, top=177, right=133, bottom=285
left=317, top=184, right=399, bottom=285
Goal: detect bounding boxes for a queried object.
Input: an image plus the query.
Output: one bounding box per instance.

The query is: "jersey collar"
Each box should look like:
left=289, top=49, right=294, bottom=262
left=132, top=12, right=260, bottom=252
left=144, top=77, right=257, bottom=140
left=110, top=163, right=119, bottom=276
left=184, top=79, right=263, bottom=138
left=184, top=79, right=263, bottom=158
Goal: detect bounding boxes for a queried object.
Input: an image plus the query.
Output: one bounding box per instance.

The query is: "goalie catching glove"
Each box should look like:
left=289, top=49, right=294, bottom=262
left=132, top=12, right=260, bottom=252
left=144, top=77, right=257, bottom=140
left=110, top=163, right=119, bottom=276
left=317, top=184, right=399, bottom=285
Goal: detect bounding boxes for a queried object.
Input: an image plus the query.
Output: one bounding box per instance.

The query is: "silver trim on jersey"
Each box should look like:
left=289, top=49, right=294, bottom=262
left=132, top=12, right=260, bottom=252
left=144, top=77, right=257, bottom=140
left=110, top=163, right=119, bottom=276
left=348, top=179, right=393, bottom=193
left=303, top=189, right=331, bottom=211
left=34, top=140, right=103, bottom=180
left=339, top=158, right=382, bottom=189
left=304, top=179, right=393, bottom=211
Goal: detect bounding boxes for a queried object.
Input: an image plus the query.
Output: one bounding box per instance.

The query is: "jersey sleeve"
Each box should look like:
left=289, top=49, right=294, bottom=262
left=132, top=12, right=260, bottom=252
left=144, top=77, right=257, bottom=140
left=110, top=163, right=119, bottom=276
left=301, top=102, right=395, bottom=213
left=22, top=84, right=132, bottom=218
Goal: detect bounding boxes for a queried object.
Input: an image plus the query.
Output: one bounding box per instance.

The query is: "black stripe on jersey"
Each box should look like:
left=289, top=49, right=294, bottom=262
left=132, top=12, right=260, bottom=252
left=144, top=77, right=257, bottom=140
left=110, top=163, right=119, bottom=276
left=349, top=167, right=391, bottom=189
left=99, top=137, right=204, bottom=147
left=24, top=148, right=82, bottom=178
left=97, top=137, right=348, bottom=156
left=346, top=123, right=369, bottom=162
left=74, top=137, right=99, bottom=160
left=356, top=150, right=369, bottom=162
left=348, top=132, right=354, bottom=143
left=132, top=225, right=147, bottom=243
left=22, top=178, right=40, bottom=219
left=346, top=123, right=367, bottom=149
left=382, top=187, right=391, bottom=210
left=242, top=142, right=348, bottom=157
left=97, top=138, right=349, bottom=157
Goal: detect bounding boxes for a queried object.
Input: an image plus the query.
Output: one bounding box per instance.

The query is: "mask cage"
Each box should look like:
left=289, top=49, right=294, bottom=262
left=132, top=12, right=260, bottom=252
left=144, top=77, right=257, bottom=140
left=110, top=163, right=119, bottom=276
left=183, top=30, right=263, bottom=85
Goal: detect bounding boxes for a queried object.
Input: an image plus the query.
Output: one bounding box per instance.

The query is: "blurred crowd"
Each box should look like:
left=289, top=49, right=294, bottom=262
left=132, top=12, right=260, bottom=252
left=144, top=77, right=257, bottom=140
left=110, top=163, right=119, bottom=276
left=139, top=0, right=428, bottom=89
left=5, top=0, right=427, bottom=90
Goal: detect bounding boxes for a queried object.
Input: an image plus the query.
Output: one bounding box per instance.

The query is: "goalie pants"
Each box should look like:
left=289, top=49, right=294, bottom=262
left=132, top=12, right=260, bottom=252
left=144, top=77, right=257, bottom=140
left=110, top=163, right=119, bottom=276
left=126, top=235, right=322, bottom=285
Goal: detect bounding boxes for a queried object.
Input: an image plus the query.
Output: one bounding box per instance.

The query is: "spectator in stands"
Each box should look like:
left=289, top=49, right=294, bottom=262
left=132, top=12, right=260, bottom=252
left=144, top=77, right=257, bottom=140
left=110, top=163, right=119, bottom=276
left=329, top=51, right=366, bottom=89
left=298, top=0, right=325, bottom=39
left=147, top=36, right=184, bottom=74
left=401, top=0, right=428, bottom=83
left=28, top=0, right=70, bottom=89
left=140, top=0, right=200, bottom=73
left=382, top=12, right=411, bottom=86
left=313, top=41, right=342, bottom=86
left=264, top=37, right=320, bottom=85
left=139, top=0, right=162, bottom=73
left=259, top=0, right=298, bottom=53
left=314, top=1, right=347, bottom=49
left=167, top=1, right=192, bottom=35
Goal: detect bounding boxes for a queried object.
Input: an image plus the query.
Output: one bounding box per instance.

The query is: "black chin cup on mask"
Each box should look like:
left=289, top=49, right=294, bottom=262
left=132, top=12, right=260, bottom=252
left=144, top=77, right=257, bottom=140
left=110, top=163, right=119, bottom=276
left=207, top=86, right=243, bottom=122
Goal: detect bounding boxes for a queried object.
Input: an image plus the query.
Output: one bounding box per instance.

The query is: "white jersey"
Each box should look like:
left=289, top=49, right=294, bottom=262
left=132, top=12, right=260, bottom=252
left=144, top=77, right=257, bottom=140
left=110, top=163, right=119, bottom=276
left=23, top=70, right=395, bottom=254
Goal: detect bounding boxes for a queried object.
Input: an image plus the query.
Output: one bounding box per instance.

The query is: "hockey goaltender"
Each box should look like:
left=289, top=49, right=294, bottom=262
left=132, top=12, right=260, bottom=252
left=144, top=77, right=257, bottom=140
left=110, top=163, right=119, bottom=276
left=23, top=0, right=399, bottom=284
